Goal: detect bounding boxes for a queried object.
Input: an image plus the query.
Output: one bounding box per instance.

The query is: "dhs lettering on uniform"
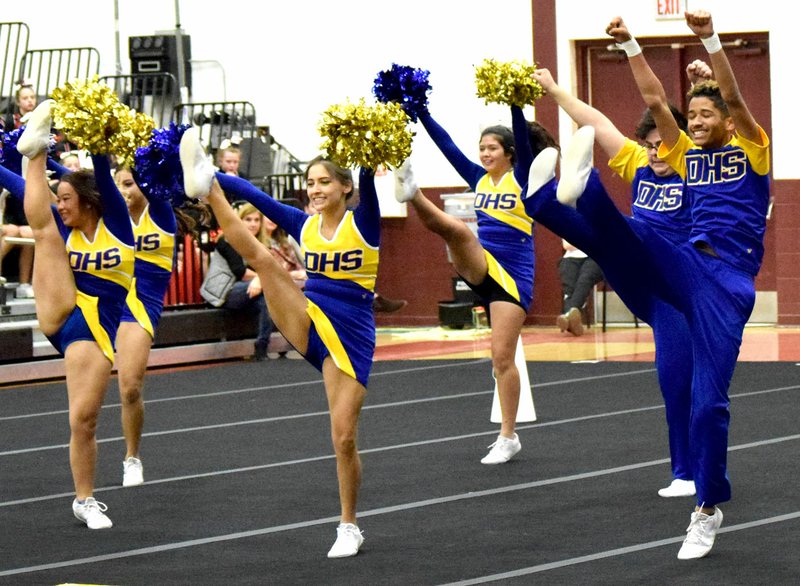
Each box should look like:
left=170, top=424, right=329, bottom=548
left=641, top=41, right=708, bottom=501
left=634, top=181, right=684, bottom=212
left=136, top=233, right=161, bottom=252
left=68, top=248, right=123, bottom=271
left=306, top=249, right=364, bottom=272
left=475, top=192, right=516, bottom=210
left=686, top=149, right=747, bottom=186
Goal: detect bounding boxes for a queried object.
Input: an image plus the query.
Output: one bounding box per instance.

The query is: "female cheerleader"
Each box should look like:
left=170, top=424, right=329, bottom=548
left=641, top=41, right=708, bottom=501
left=395, top=103, right=547, bottom=464
left=180, top=127, right=379, bottom=558
left=17, top=100, right=135, bottom=528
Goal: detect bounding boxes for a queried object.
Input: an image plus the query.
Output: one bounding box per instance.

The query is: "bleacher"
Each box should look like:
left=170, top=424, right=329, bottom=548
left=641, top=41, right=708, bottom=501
left=0, top=20, right=305, bottom=378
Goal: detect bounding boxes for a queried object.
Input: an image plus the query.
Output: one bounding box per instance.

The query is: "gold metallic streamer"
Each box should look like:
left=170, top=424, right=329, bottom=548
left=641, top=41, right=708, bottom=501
left=474, top=59, right=545, bottom=107
left=51, top=76, right=154, bottom=166
left=318, top=99, right=413, bottom=169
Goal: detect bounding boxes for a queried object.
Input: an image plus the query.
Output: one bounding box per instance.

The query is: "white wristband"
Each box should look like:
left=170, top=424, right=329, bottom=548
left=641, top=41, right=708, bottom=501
left=701, top=32, right=722, bottom=54
left=616, top=38, right=642, bottom=58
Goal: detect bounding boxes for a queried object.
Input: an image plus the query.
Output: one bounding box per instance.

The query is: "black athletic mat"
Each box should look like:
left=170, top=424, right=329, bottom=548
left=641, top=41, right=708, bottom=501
left=1, top=360, right=798, bottom=585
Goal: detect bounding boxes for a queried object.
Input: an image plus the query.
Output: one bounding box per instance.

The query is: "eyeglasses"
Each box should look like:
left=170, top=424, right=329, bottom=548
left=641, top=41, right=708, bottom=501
left=643, top=141, right=662, bottom=151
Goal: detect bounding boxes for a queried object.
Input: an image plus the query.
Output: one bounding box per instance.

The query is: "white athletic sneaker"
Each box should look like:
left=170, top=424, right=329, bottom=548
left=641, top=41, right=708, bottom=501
left=392, top=159, right=418, bottom=203
left=179, top=127, right=216, bottom=199
left=72, top=497, right=113, bottom=529
left=15, top=283, right=34, bottom=299
left=677, top=506, right=723, bottom=560
left=481, top=433, right=521, bottom=465
left=526, top=146, right=559, bottom=197
left=556, top=125, right=595, bottom=207
left=658, top=478, right=696, bottom=498
left=17, top=100, right=54, bottom=158
left=122, top=456, right=144, bottom=487
left=327, top=523, right=364, bottom=558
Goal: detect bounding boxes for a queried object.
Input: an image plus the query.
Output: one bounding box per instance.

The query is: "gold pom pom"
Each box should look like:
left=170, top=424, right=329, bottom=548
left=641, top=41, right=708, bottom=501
left=51, top=76, right=154, bottom=165
left=318, top=99, right=413, bottom=170
left=474, top=59, right=545, bottom=107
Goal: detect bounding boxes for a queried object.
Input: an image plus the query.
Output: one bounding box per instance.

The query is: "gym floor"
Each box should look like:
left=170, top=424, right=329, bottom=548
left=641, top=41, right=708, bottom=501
left=1, top=325, right=799, bottom=584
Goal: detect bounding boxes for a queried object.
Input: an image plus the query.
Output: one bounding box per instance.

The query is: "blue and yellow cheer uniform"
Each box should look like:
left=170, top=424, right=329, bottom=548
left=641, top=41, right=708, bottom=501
left=121, top=201, right=176, bottom=337
left=1, top=156, right=135, bottom=362
left=217, top=169, right=380, bottom=386
left=49, top=156, right=135, bottom=363
left=418, top=106, right=535, bottom=310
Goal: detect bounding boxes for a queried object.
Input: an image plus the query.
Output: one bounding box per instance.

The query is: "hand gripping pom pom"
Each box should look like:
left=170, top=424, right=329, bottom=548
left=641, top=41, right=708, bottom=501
left=474, top=59, right=545, bottom=107
left=318, top=99, right=413, bottom=170
left=134, top=122, right=192, bottom=205
left=372, top=64, right=432, bottom=122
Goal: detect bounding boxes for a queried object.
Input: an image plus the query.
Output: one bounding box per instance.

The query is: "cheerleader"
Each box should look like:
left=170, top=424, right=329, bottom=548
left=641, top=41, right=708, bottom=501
left=395, top=102, right=547, bottom=464
left=17, top=100, right=135, bottom=529
left=180, top=127, right=379, bottom=558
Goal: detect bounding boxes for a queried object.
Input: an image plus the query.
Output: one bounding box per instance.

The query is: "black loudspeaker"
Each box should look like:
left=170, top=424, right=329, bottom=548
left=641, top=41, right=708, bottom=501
left=129, top=34, right=191, bottom=94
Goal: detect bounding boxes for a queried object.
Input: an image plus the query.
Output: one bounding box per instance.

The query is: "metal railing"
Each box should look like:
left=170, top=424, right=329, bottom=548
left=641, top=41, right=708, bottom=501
left=0, top=22, right=29, bottom=124
left=173, top=101, right=257, bottom=148
left=18, top=47, right=101, bottom=99
left=100, top=73, right=180, bottom=129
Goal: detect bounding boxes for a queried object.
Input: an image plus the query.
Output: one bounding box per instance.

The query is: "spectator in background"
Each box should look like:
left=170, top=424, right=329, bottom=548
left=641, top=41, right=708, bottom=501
left=0, top=190, right=34, bottom=298
left=263, top=213, right=306, bottom=287
left=2, top=82, right=37, bottom=130
left=557, top=239, right=603, bottom=336
left=60, top=152, right=82, bottom=173
left=0, top=83, right=38, bottom=297
left=215, top=202, right=274, bottom=361
left=216, top=143, right=241, bottom=176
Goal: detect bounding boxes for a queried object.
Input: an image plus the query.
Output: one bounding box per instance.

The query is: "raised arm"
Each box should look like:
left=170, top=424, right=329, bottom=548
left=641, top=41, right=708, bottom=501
left=606, top=16, right=682, bottom=149
left=418, top=111, right=485, bottom=189
left=91, top=154, right=134, bottom=245
left=533, top=67, right=626, bottom=158
left=686, top=59, right=713, bottom=87
left=47, top=157, right=71, bottom=180
left=684, top=10, right=761, bottom=144
left=511, top=105, right=534, bottom=185
left=353, top=168, right=380, bottom=248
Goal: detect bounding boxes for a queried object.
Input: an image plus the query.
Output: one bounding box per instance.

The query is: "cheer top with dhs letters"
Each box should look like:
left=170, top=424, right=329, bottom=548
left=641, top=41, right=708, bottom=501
left=659, top=127, right=770, bottom=276
left=609, top=138, right=691, bottom=246
left=419, top=106, right=534, bottom=310
left=216, top=169, right=379, bottom=386
left=122, top=200, right=176, bottom=337
left=52, top=156, right=135, bottom=362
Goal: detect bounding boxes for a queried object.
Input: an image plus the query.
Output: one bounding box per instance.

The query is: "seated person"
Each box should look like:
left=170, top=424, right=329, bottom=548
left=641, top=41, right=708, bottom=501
left=214, top=203, right=274, bottom=360
left=263, top=213, right=306, bottom=288
left=1, top=191, right=34, bottom=298
left=557, top=239, right=603, bottom=336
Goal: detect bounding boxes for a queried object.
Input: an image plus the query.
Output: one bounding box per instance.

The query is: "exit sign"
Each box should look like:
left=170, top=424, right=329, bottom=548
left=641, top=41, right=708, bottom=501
left=656, top=0, right=688, bottom=20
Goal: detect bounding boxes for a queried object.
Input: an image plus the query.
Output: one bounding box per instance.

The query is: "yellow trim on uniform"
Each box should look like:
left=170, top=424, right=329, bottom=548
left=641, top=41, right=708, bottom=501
left=305, top=298, right=356, bottom=380
left=125, top=277, right=154, bottom=337
left=484, top=249, right=520, bottom=302
left=75, top=290, right=115, bottom=364
left=494, top=210, right=532, bottom=234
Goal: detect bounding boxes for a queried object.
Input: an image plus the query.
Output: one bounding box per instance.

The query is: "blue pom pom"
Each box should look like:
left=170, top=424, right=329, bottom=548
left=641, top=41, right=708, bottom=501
left=133, top=122, right=190, bottom=206
left=373, top=64, right=431, bottom=122
left=0, top=128, right=25, bottom=175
